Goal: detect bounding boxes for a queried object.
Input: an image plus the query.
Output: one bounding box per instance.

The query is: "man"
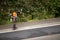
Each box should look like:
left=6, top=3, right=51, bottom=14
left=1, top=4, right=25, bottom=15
left=12, top=11, right=17, bottom=30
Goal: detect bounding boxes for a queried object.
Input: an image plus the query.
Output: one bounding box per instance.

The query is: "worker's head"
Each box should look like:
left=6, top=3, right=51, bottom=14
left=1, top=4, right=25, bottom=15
left=13, top=11, right=17, bottom=17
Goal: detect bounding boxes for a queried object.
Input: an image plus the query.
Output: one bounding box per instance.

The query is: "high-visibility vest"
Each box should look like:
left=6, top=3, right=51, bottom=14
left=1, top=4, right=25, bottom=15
left=13, top=11, right=17, bottom=17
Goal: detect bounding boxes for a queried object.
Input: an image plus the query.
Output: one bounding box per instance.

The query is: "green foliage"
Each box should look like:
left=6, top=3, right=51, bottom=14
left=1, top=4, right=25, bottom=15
left=0, top=11, right=9, bottom=24
left=0, top=0, right=60, bottom=25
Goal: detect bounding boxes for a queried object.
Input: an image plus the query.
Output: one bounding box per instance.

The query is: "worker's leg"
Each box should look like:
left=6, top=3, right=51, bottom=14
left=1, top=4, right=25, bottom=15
left=13, top=17, right=17, bottom=30
left=13, top=23, right=16, bottom=30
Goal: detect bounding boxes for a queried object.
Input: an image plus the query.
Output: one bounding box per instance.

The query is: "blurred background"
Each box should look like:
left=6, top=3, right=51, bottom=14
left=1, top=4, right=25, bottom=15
left=0, top=0, right=60, bottom=25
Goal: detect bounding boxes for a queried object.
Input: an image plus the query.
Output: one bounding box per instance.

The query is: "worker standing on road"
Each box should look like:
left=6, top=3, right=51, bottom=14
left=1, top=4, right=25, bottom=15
left=12, top=11, right=17, bottom=30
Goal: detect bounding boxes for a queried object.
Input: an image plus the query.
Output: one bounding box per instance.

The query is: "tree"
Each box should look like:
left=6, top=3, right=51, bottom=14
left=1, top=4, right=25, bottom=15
left=0, top=0, right=60, bottom=25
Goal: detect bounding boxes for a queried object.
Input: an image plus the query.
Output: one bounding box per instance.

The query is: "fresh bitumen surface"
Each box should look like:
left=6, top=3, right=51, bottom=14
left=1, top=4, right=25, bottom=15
left=0, top=25, right=60, bottom=40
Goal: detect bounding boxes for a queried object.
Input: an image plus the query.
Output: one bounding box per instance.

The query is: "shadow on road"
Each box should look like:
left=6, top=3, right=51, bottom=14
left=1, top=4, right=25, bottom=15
left=0, top=25, right=60, bottom=40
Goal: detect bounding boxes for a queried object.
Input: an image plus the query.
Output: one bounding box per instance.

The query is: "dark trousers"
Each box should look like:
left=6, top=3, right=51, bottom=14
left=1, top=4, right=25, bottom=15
left=13, top=17, right=17, bottom=30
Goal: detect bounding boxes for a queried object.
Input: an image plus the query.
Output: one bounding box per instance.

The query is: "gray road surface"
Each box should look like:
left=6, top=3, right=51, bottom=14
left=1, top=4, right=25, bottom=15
left=23, top=34, right=60, bottom=40
left=0, top=25, right=60, bottom=40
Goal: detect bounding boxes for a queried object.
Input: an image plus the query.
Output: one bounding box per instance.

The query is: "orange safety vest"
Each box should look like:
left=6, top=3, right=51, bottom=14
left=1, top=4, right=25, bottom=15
left=13, top=11, right=17, bottom=17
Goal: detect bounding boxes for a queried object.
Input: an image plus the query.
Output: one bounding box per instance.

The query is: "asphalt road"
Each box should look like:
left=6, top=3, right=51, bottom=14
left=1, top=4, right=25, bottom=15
left=23, top=34, right=60, bottom=40
left=0, top=25, right=60, bottom=40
